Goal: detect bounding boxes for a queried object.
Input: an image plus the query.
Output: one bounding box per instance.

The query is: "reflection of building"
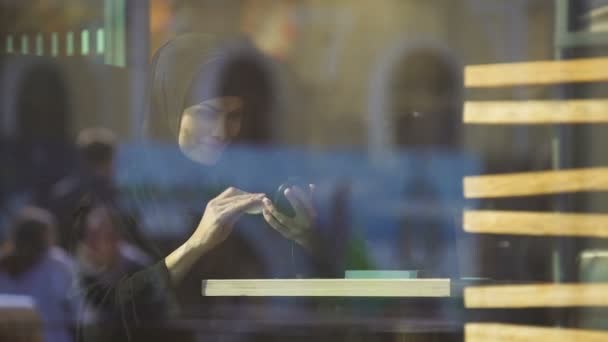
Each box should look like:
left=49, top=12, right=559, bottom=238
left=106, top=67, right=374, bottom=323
left=0, top=0, right=148, bottom=140
left=0, top=0, right=134, bottom=66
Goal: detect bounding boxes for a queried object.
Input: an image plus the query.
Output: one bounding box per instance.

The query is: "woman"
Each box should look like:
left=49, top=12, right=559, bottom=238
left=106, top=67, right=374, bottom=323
left=78, top=34, right=327, bottom=342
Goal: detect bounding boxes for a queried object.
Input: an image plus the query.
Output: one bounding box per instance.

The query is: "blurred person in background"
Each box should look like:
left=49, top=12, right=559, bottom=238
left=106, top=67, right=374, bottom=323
left=375, top=41, right=552, bottom=283
left=0, top=206, right=77, bottom=342
left=369, top=42, right=463, bottom=278
left=74, top=205, right=150, bottom=341
left=390, top=44, right=463, bottom=278
left=47, top=128, right=118, bottom=251
left=47, top=127, right=151, bottom=258
left=370, top=42, right=462, bottom=149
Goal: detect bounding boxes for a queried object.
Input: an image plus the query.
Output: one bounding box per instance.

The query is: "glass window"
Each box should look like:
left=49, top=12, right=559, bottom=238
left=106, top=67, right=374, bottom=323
left=1, top=1, right=607, bottom=341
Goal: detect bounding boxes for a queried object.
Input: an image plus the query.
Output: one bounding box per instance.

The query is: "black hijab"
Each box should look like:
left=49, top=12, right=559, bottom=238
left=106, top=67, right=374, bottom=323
left=145, top=33, right=275, bottom=146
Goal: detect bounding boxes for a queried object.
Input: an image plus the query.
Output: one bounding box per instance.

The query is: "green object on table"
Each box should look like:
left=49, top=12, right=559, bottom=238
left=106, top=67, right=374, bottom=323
left=345, top=229, right=375, bottom=270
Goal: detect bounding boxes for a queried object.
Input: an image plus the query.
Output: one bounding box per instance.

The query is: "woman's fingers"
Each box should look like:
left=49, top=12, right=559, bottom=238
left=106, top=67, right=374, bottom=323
left=215, top=193, right=263, bottom=206
left=263, top=198, right=295, bottom=227
left=219, top=194, right=265, bottom=218
left=261, top=191, right=317, bottom=248
left=262, top=206, right=289, bottom=235
left=215, top=187, right=253, bottom=201
left=215, top=187, right=241, bottom=200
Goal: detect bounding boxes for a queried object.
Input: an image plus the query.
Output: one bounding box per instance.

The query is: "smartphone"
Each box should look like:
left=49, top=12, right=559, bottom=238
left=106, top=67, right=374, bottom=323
left=273, top=177, right=309, bottom=217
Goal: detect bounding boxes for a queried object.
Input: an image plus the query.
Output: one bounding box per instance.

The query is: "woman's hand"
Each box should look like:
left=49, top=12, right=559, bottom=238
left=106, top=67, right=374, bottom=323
left=166, top=187, right=264, bottom=284
left=188, top=187, right=265, bottom=251
left=262, top=185, right=318, bottom=252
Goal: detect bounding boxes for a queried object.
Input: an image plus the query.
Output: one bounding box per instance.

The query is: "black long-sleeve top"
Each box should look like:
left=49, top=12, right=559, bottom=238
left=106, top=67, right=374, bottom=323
left=77, top=212, right=336, bottom=342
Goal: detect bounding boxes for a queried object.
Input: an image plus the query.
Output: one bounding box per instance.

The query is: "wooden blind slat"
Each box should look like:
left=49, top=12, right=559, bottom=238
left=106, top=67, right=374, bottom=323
left=463, top=210, right=608, bottom=238
left=464, top=168, right=608, bottom=198
left=465, top=57, right=608, bottom=87
left=464, top=100, right=608, bottom=124
left=466, top=323, right=608, bottom=342
left=465, top=283, right=608, bottom=308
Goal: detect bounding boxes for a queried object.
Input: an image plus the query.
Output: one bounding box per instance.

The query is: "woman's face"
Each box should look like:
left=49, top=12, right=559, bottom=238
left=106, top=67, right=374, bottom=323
left=178, top=96, right=244, bottom=165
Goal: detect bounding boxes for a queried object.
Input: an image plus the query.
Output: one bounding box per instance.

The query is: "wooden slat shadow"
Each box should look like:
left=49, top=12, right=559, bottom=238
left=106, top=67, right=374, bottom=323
left=466, top=323, right=608, bottom=342
left=464, top=99, right=608, bottom=124
left=463, top=210, right=608, bottom=238
left=465, top=283, right=608, bottom=308
left=465, top=57, right=608, bottom=87
left=464, top=168, right=608, bottom=198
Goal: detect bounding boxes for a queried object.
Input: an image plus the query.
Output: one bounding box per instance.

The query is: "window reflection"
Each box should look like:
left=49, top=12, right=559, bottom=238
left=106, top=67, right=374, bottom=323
left=1, top=1, right=608, bottom=341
